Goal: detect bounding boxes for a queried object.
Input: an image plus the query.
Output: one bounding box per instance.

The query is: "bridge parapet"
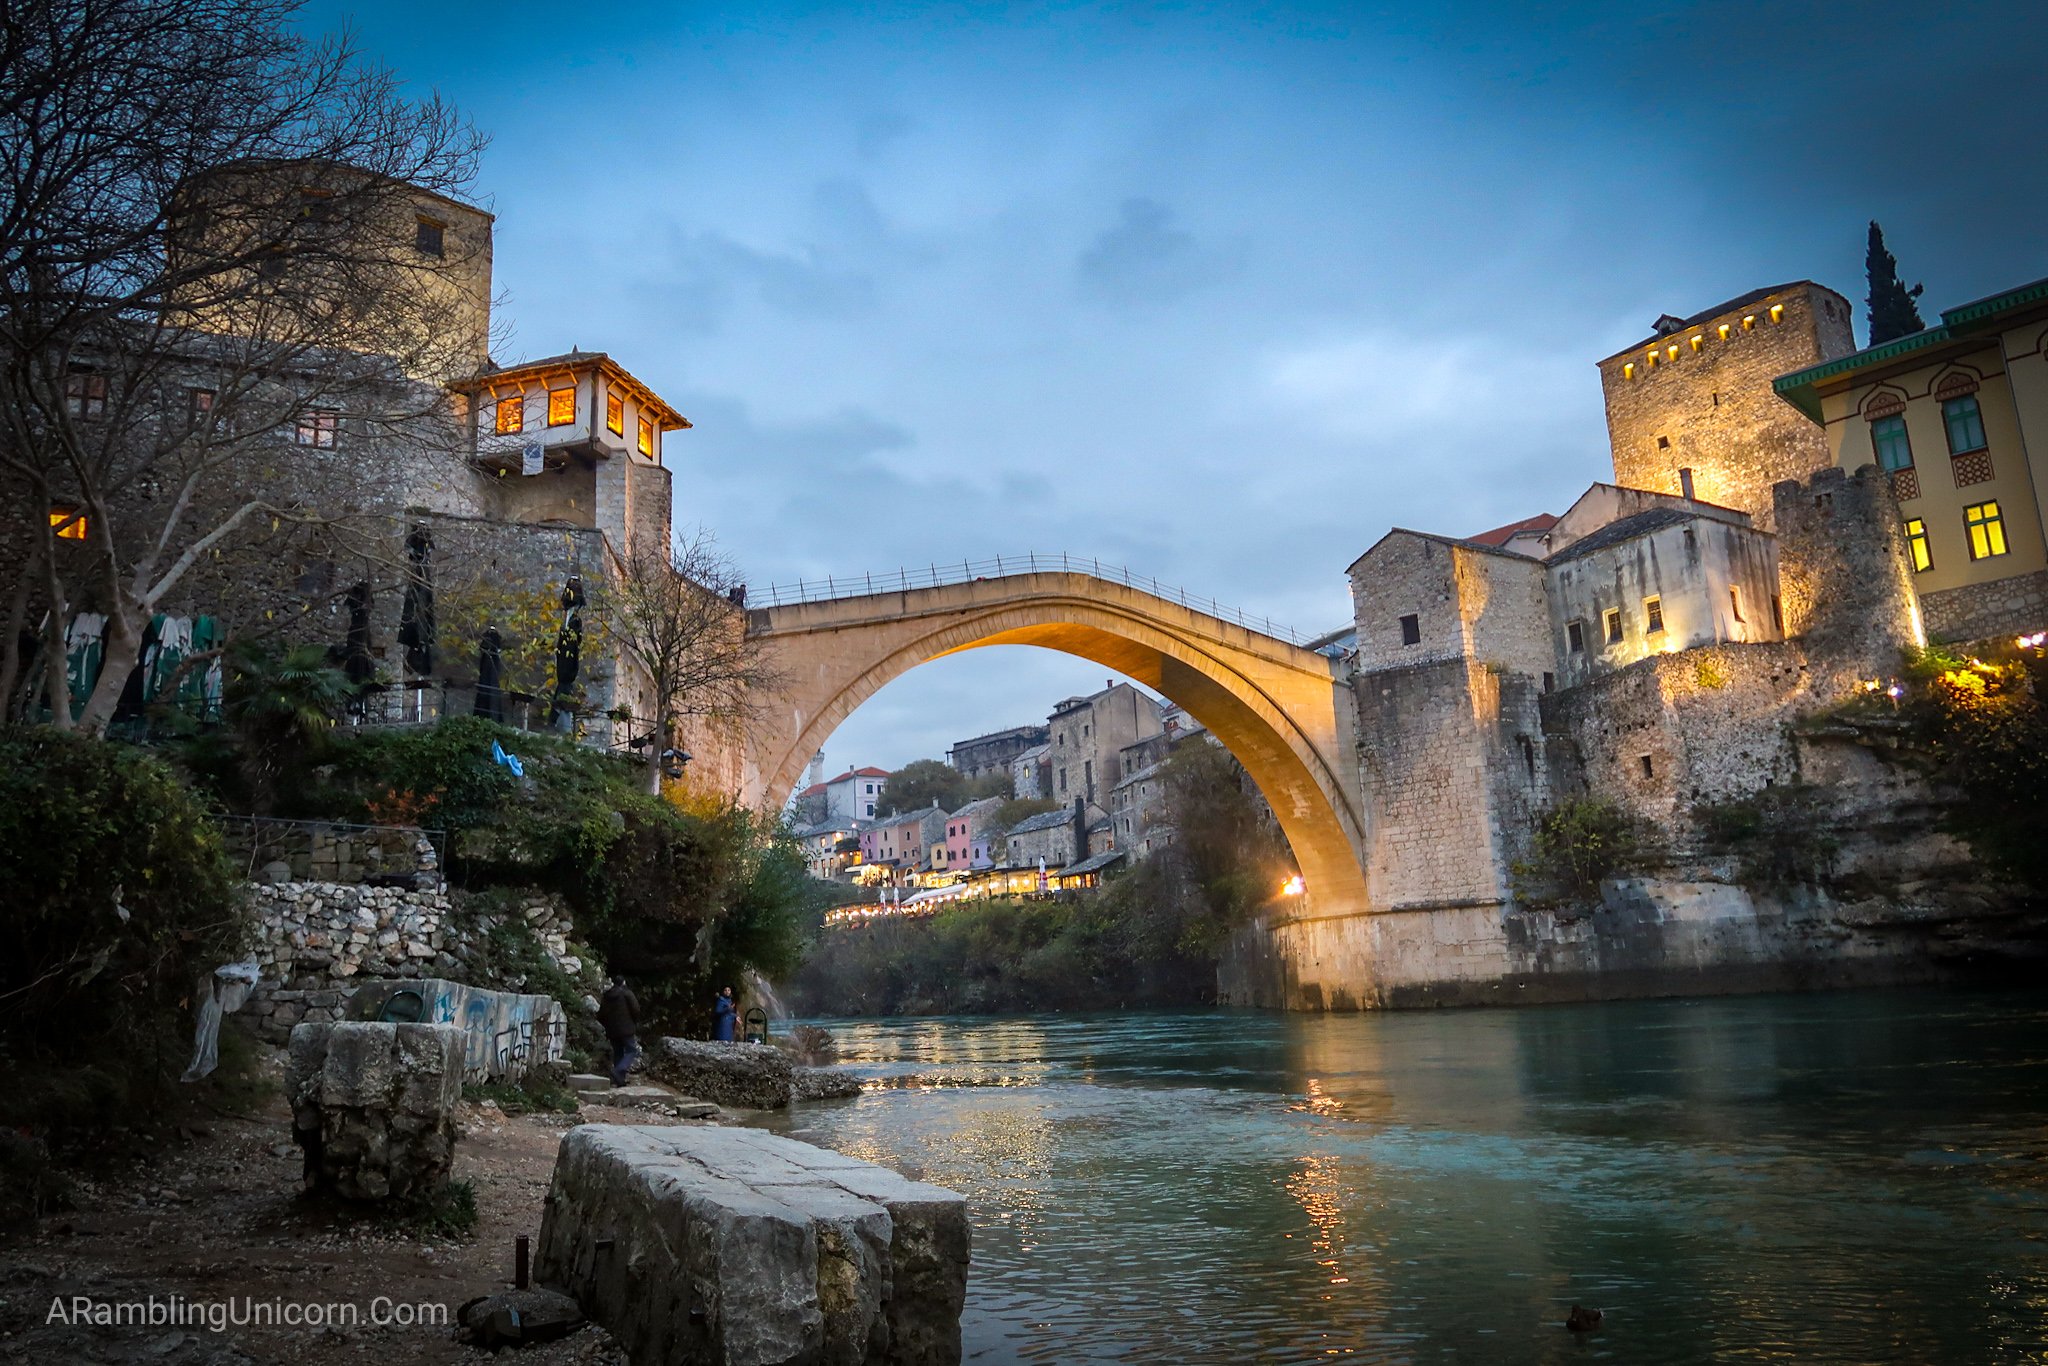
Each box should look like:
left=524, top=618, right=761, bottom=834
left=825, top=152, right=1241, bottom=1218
left=748, top=552, right=1319, bottom=647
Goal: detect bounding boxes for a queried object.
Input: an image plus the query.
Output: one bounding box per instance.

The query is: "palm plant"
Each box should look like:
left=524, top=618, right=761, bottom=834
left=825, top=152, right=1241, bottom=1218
left=223, top=642, right=359, bottom=811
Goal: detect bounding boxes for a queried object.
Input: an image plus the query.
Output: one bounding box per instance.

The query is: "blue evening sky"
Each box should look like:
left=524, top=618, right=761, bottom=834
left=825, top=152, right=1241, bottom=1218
left=306, top=0, right=2047, bottom=773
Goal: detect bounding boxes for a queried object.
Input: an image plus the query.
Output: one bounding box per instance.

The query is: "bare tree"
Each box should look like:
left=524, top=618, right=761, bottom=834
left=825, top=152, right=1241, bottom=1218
left=601, top=531, right=778, bottom=795
left=0, top=0, right=487, bottom=730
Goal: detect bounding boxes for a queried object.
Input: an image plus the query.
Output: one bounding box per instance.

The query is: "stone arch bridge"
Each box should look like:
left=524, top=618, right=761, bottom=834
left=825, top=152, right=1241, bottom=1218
left=739, top=559, right=1370, bottom=940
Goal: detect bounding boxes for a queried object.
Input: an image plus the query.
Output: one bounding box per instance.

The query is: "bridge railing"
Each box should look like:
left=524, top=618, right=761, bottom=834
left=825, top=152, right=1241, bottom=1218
left=749, top=552, right=1318, bottom=646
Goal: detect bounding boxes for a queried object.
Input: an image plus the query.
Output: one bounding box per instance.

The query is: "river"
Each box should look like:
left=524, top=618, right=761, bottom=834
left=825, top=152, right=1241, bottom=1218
left=756, top=988, right=2048, bottom=1364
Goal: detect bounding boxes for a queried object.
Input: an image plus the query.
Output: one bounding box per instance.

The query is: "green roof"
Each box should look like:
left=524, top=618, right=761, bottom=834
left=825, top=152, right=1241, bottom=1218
left=1774, top=274, right=2048, bottom=422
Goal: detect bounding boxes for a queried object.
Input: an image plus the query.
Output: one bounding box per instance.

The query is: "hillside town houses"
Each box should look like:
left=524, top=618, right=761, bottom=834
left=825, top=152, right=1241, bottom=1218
left=788, top=681, right=1217, bottom=899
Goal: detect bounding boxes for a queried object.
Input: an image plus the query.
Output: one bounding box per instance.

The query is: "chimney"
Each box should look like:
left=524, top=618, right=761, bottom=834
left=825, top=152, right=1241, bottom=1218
left=1679, top=467, right=1696, bottom=501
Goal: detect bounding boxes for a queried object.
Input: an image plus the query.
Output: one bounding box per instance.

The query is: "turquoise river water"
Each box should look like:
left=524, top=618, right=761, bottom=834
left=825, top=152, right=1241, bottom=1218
left=755, top=989, right=2048, bottom=1364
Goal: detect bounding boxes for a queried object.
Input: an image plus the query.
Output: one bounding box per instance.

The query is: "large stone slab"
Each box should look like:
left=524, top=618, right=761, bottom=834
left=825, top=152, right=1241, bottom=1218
left=536, top=1124, right=969, bottom=1366
left=649, top=1038, right=795, bottom=1110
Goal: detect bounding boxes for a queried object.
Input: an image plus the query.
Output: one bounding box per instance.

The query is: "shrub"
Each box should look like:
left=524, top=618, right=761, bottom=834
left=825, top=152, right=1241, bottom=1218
left=1694, top=786, right=1840, bottom=886
left=1512, top=797, right=1657, bottom=907
left=0, top=730, right=247, bottom=1132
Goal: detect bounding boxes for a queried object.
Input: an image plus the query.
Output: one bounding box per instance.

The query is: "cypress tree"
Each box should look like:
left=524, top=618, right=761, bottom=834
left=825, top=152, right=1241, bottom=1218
left=1865, top=221, right=1926, bottom=345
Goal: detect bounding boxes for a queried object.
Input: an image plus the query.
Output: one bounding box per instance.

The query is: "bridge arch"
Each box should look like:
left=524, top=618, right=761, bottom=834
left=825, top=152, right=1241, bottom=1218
left=743, top=572, right=1368, bottom=919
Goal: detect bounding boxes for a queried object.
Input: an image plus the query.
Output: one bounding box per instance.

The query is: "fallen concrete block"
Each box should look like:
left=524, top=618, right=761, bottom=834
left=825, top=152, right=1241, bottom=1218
left=537, top=1124, right=969, bottom=1365
left=285, top=1021, right=463, bottom=1201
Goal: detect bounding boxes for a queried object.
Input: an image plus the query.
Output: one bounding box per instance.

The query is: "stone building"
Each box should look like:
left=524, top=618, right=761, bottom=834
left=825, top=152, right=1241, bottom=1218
left=1597, top=282, right=1856, bottom=526
left=858, top=806, right=946, bottom=885
left=941, top=796, right=1006, bottom=874
left=946, top=725, right=1048, bottom=783
left=1110, top=759, right=1172, bottom=857
left=792, top=766, right=890, bottom=825
left=20, top=160, right=742, bottom=772
left=1774, top=274, right=2048, bottom=640
left=1046, top=681, right=1163, bottom=811
left=1009, top=742, right=1052, bottom=799
left=1004, top=806, right=1083, bottom=872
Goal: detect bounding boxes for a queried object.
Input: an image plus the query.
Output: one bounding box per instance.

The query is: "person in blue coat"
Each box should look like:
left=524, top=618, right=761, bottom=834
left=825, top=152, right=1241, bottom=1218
left=712, top=985, right=737, bottom=1042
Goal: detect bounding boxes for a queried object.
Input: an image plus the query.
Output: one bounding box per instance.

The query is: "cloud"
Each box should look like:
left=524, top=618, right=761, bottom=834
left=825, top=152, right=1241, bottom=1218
left=1075, top=197, right=1235, bottom=304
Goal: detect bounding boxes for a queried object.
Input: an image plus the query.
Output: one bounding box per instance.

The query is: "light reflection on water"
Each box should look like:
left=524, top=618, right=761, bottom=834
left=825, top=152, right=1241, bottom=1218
left=751, top=990, right=2048, bottom=1364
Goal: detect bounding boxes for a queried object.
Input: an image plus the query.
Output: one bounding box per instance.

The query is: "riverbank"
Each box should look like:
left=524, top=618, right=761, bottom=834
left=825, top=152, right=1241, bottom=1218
left=0, top=1052, right=712, bottom=1365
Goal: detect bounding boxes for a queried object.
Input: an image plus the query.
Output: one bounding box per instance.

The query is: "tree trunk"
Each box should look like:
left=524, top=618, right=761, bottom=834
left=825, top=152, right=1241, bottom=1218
left=0, top=548, right=38, bottom=720
left=75, top=594, right=146, bottom=735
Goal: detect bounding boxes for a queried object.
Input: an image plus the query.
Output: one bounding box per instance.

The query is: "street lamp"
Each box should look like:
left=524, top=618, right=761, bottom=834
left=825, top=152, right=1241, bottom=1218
left=661, top=748, right=692, bottom=780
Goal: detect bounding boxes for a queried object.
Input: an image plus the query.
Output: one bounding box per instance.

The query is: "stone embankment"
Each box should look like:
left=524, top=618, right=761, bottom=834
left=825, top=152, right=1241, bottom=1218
left=537, top=1124, right=969, bottom=1365
left=647, top=1038, right=866, bottom=1108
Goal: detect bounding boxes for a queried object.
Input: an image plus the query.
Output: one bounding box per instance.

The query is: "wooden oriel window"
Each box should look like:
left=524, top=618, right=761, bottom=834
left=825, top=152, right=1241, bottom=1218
left=495, top=395, right=524, bottom=434
left=547, top=388, right=576, bottom=427
left=606, top=390, right=625, bottom=436
left=637, top=416, right=654, bottom=457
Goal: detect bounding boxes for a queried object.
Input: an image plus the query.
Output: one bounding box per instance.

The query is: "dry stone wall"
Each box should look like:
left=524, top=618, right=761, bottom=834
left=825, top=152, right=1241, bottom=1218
left=240, top=883, right=585, bottom=1044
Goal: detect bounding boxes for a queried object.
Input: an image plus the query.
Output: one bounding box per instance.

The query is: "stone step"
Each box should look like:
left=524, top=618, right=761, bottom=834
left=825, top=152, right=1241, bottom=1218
left=567, top=1073, right=613, bottom=1094
left=601, top=1088, right=719, bottom=1118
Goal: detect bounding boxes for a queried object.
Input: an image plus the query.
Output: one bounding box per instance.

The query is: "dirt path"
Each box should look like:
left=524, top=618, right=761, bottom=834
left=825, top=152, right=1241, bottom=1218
left=0, top=1069, right=716, bottom=1365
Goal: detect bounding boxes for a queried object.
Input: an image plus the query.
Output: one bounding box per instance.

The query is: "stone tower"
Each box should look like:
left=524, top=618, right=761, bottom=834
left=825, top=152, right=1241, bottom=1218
left=1597, top=282, right=1856, bottom=527
left=1772, top=465, right=1924, bottom=687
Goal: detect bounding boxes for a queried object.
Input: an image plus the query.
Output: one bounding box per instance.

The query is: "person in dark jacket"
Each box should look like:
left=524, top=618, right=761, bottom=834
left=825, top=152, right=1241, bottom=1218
left=598, top=975, right=641, bottom=1086
left=712, top=985, right=737, bottom=1043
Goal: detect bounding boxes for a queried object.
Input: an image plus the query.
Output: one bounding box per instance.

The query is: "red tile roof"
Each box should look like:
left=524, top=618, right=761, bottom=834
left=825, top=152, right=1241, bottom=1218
left=1466, top=513, right=1558, bottom=547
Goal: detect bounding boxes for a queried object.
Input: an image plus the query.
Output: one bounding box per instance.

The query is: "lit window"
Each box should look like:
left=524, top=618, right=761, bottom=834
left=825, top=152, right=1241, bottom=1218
left=188, top=388, right=216, bottom=425
left=1904, top=518, right=1932, bottom=572
left=1742, top=314, right=1756, bottom=330
left=1645, top=351, right=1657, bottom=369
left=1871, top=414, right=1913, bottom=471
left=1645, top=597, right=1664, bottom=634
left=49, top=505, right=87, bottom=540
left=495, top=396, right=524, bottom=434
left=1942, top=395, right=1987, bottom=455
left=1689, top=336, right=1703, bottom=353
left=1667, top=344, right=1679, bottom=360
left=637, top=417, right=653, bottom=457
left=1964, top=501, right=2008, bottom=560
left=1399, top=613, right=1421, bottom=645
left=1623, top=363, right=1635, bottom=380
left=606, top=390, right=625, bottom=436
left=294, top=408, right=339, bottom=448
left=64, top=370, right=107, bottom=420
left=1729, top=586, right=1745, bottom=623
left=1769, top=304, right=1784, bottom=323
left=416, top=217, right=445, bottom=257
left=1604, top=608, right=1623, bottom=645
left=547, top=388, right=576, bottom=426
left=1567, top=621, right=1585, bottom=653
left=1717, top=323, right=1731, bottom=340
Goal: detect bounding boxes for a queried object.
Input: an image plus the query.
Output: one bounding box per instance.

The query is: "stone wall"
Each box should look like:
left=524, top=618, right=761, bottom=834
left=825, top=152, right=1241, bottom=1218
left=1598, top=283, right=1856, bottom=526
left=1772, top=465, right=1923, bottom=689
left=224, top=820, right=440, bottom=887
left=1920, top=567, right=2048, bottom=641
left=1352, top=658, right=1504, bottom=909
left=239, top=882, right=585, bottom=1040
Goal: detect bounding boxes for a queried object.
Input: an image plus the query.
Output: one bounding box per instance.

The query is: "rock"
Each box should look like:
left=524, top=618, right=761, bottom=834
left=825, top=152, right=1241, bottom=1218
left=794, top=1068, right=865, bottom=1102
left=568, top=1073, right=613, bottom=1095
left=286, top=1021, right=464, bottom=1201
left=260, top=860, right=293, bottom=885
left=537, top=1124, right=969, bottom=1366
left=1565, top=1305, right=1603, bottom=1332
left=649, top=1038, right=796, bottom=1110
left=457, top=1288, right=586, bottom=1350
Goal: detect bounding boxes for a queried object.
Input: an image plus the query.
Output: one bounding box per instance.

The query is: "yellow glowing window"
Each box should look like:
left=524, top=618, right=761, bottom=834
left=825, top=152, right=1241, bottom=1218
left=637, top=417, right=653, bottom=457
left=1769, top=304, right=1784, bottom=323
left=1718, top=323, right=1731, bottom=340
left=547, top=388, right=575, bottom=427
left=1623, top=362, right=1635, bottom=379
left=1904, top=518, right=1932, bottom=572
left=1690, top=336, right=1703, bottom=353
left=49, top=506, right=86, bottom=540
left=495, top=396, right=524, bottom=434
left=1667, top=344, right=1679, bottom=360
left=606, top=391, right=625, bottom=436
left=1645, top=352, right=1657, bottom=369
left=1742, top=315, right=1756, bottom=330
left=1965, top=501, right=2008, bottom=560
